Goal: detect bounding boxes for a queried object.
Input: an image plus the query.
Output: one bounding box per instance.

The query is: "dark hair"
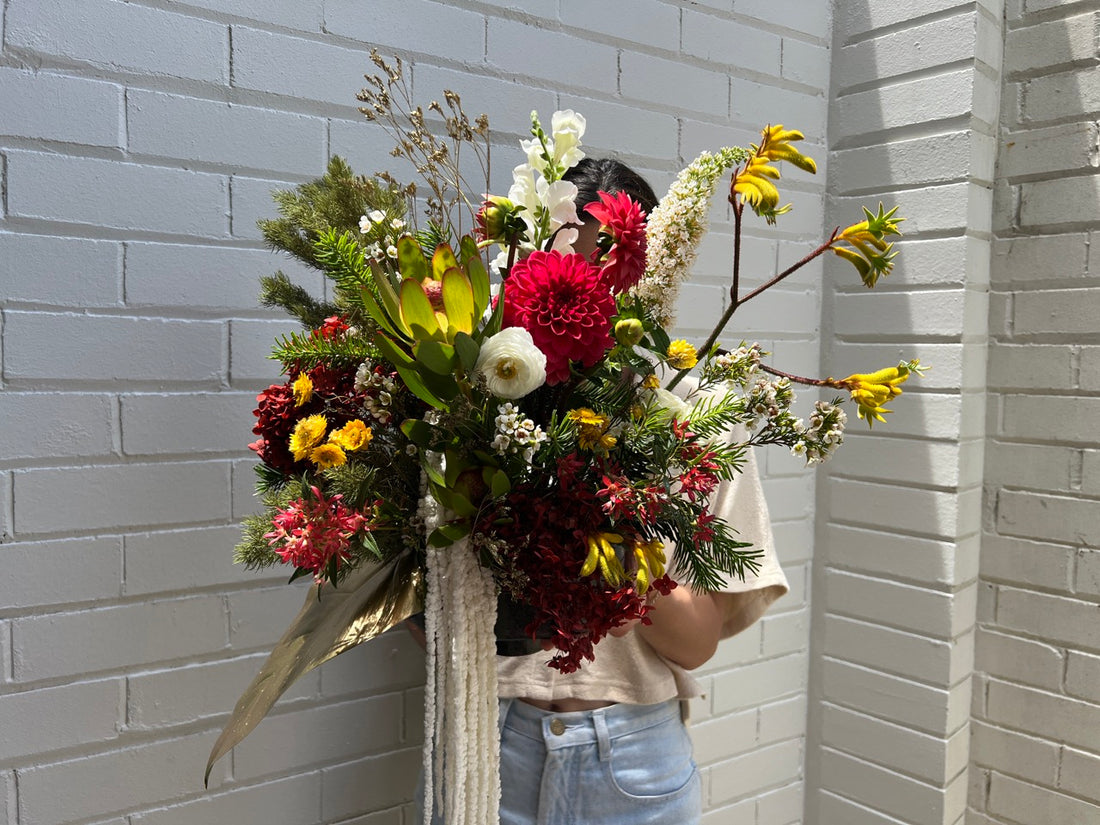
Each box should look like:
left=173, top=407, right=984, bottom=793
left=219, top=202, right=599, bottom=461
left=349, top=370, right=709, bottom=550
left=563, top=157, right=659, bottom=217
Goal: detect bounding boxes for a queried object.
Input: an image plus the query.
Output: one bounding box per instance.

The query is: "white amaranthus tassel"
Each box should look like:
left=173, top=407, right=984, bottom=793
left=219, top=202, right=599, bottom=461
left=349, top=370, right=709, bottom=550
left=420, top=466, right=500, bottom=825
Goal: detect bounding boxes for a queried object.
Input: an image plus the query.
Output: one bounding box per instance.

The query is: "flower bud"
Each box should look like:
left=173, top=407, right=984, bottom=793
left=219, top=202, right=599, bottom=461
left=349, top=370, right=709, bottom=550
left=476, top=196, right=520, bottom=242
left=614, top=318, right=645, bottom=347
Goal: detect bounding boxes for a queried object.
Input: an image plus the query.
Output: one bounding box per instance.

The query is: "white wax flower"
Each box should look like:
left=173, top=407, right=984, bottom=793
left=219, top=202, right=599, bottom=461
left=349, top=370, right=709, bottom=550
left=475, top=327, right=547, bottom=399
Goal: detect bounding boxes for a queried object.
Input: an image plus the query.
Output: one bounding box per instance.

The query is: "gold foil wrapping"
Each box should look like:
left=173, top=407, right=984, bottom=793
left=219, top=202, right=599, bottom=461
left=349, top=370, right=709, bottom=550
left=205, top=551, right=422, bottom=783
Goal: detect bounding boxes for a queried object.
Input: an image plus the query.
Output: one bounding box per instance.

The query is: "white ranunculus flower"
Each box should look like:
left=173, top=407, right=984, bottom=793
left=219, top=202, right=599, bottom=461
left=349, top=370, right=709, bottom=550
left=475, top=327, right=547, bottom=399
left=650, top=388, right=692, bottom=420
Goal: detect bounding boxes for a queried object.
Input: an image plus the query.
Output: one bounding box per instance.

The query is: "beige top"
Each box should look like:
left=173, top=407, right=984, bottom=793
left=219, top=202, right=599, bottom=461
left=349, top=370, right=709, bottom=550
left=496, top=422, right=789, bottom=704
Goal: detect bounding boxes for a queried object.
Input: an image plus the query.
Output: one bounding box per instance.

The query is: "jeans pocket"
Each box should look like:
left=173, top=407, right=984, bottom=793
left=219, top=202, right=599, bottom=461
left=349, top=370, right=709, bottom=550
left=605, top=716, right=699, bottom=800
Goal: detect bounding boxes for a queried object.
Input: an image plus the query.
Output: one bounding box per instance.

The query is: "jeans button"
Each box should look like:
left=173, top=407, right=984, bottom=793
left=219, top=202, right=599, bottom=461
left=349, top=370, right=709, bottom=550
left=549, top=718, right=566, bottom=736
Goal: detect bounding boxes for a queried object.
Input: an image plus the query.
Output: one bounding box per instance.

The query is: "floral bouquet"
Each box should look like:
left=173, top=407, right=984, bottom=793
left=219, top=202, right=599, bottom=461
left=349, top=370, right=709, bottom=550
left=207, top=53, right=921, bottom=822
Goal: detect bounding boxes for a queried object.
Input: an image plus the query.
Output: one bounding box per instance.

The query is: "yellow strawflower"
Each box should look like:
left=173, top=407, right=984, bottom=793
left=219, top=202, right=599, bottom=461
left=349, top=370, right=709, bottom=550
left=567, top=408, right=617, bottom=451
left=328, top=419, right=373, bottom=452
left=289, top=414, right=328, bottom=461
left=309, top=442, right=347, bottom=469
left=641, top=373, right=660, bottom=390
left=291, top=372, right=314, bottom=407
left=666, top=340, right=698, bottom=370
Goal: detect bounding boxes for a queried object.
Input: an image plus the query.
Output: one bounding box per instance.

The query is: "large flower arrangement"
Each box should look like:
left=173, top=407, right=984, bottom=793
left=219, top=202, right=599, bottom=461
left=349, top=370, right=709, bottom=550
left=208, top=53, right=921, bottom=822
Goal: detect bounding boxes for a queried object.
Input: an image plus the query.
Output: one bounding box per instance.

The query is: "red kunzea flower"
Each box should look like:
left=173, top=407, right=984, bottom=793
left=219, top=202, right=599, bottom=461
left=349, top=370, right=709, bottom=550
left=502, top=250, right=616, bottom=384
left=584, top=191, right=648, bottom=293
left=265, top=486, right=369, bottom=580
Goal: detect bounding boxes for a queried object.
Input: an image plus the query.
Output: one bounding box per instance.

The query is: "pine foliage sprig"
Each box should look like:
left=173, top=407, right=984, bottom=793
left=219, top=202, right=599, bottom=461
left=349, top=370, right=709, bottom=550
left=271, top=329, right=379, bottom=371
left=259, top=156, right=407, bottom=270
left=313, top=228, right=373, bottom=306
left=259, top=271, right=339, bottom=330
left=686, top=392, right=750, bottom=440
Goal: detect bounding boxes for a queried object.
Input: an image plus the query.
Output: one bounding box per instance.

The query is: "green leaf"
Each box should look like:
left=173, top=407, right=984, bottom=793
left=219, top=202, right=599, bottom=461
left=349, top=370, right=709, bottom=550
left=480, top=280, right=506, bottom=339
left=431, top=244, right=460, bottom=281
left=417, top=366, right=459, bottom=401
left=460, top=238, right=491, bottom=316
left=649, top=324, right=671, bottom=355
left=459, top=235, right=480, bottom=266
left=400, top=418, right=435, bottom=448
left=374, top=332, right=414, bottom=367
left=444, top=448, right=473, bottom=488
left=429, top=481, right=477, bottom=517
left=412, top=339, right=458, bottom=375
left=488, top=468, right=511, bottom=499
left=370, top=261, right=408, bottom=337
left=453, top=331, right=480, bottom=372
left=399, top=279, right=442, bottom=340
left=441, top=267, right=476, bottom=334
left=397, top=235, right=428, bottom=282
left=359, top=286, right=405, bottom=341
left=392, top=360, right=446, bottom=409
left=428, top=521, right=472, bottom=547
left=288, top=567, right=313, bottom=584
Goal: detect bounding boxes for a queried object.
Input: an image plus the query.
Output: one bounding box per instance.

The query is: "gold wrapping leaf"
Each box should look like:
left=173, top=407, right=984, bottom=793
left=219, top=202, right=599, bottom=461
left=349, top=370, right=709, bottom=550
left=205, top=551, right=422, bottom=784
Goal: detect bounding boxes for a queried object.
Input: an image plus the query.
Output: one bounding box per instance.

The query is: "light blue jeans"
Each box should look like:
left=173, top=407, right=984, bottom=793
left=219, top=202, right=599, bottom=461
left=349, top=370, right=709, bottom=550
left=423, top=698, right=702, bottom=824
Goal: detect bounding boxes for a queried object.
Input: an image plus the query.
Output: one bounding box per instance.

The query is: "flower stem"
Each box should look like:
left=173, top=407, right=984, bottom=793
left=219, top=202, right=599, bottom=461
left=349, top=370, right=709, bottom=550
left=761, top=363, right=843, bottom=389
left=731, top=199, right=743, bottom=304
left=738, top=233, right=837, bottom=305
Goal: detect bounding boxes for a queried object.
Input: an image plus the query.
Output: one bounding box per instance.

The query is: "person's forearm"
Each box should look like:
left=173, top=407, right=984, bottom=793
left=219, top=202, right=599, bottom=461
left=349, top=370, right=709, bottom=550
left=636, top=586, right=722, bottom=670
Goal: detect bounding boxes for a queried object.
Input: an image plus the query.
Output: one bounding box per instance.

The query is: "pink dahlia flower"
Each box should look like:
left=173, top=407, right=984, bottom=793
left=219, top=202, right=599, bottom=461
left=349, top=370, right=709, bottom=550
left=502, top=250, right=616, bottom=384
left=584, top=191, right=648, bottom=293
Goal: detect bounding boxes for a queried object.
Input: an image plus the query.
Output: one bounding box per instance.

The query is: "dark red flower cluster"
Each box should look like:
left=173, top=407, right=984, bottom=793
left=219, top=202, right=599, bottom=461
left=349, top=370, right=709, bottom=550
left=249, top=363, right=361, bottom=474
left=502, top=250, right=616, bottom=385
left=249, top=382, right=298, bottom=473
left=481, top=455, right=674, bottom=673
left=583, top=191, right=648, bottom=294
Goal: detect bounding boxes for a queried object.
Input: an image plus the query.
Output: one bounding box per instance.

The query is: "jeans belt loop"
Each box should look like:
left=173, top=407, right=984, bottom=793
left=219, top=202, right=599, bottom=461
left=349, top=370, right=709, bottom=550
left=498, top=697, right=514, bottom=736
left=593, top=709, right=612, bottom=762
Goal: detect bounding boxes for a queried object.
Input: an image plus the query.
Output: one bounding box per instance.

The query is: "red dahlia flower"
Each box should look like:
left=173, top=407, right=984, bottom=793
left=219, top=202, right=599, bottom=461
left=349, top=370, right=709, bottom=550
left=502, top=250, right=616, bottom=384
left=583, top=191, right=648, bottom=293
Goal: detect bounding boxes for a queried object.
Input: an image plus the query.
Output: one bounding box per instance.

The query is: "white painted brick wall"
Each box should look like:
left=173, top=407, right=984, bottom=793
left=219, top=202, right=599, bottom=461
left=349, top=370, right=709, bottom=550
left=971, top=0, right=1100, bottom=823
left=0, top=1, right=827, bottom=822
left=808, top=3, right=1005, bottom=824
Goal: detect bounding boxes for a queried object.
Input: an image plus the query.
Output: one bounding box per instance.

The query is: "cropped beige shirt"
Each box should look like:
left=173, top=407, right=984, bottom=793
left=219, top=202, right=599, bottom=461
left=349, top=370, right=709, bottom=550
left=496, top=426, right=789, bottom=705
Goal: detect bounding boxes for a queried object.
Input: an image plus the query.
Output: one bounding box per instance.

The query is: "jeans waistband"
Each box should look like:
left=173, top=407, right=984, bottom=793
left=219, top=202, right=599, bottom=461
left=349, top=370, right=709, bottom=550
left=500, top=698, right=681, bottom=755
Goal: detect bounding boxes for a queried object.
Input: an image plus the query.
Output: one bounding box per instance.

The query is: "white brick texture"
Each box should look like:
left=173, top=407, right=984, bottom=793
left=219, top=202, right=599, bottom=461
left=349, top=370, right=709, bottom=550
left=0, top=2, right=826, bottom=823
left=13, top=3, right=1094, bottom=824
left=810, top=3, right=1005, bottom=824
left=972, top=1, right=1100, bottom=823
